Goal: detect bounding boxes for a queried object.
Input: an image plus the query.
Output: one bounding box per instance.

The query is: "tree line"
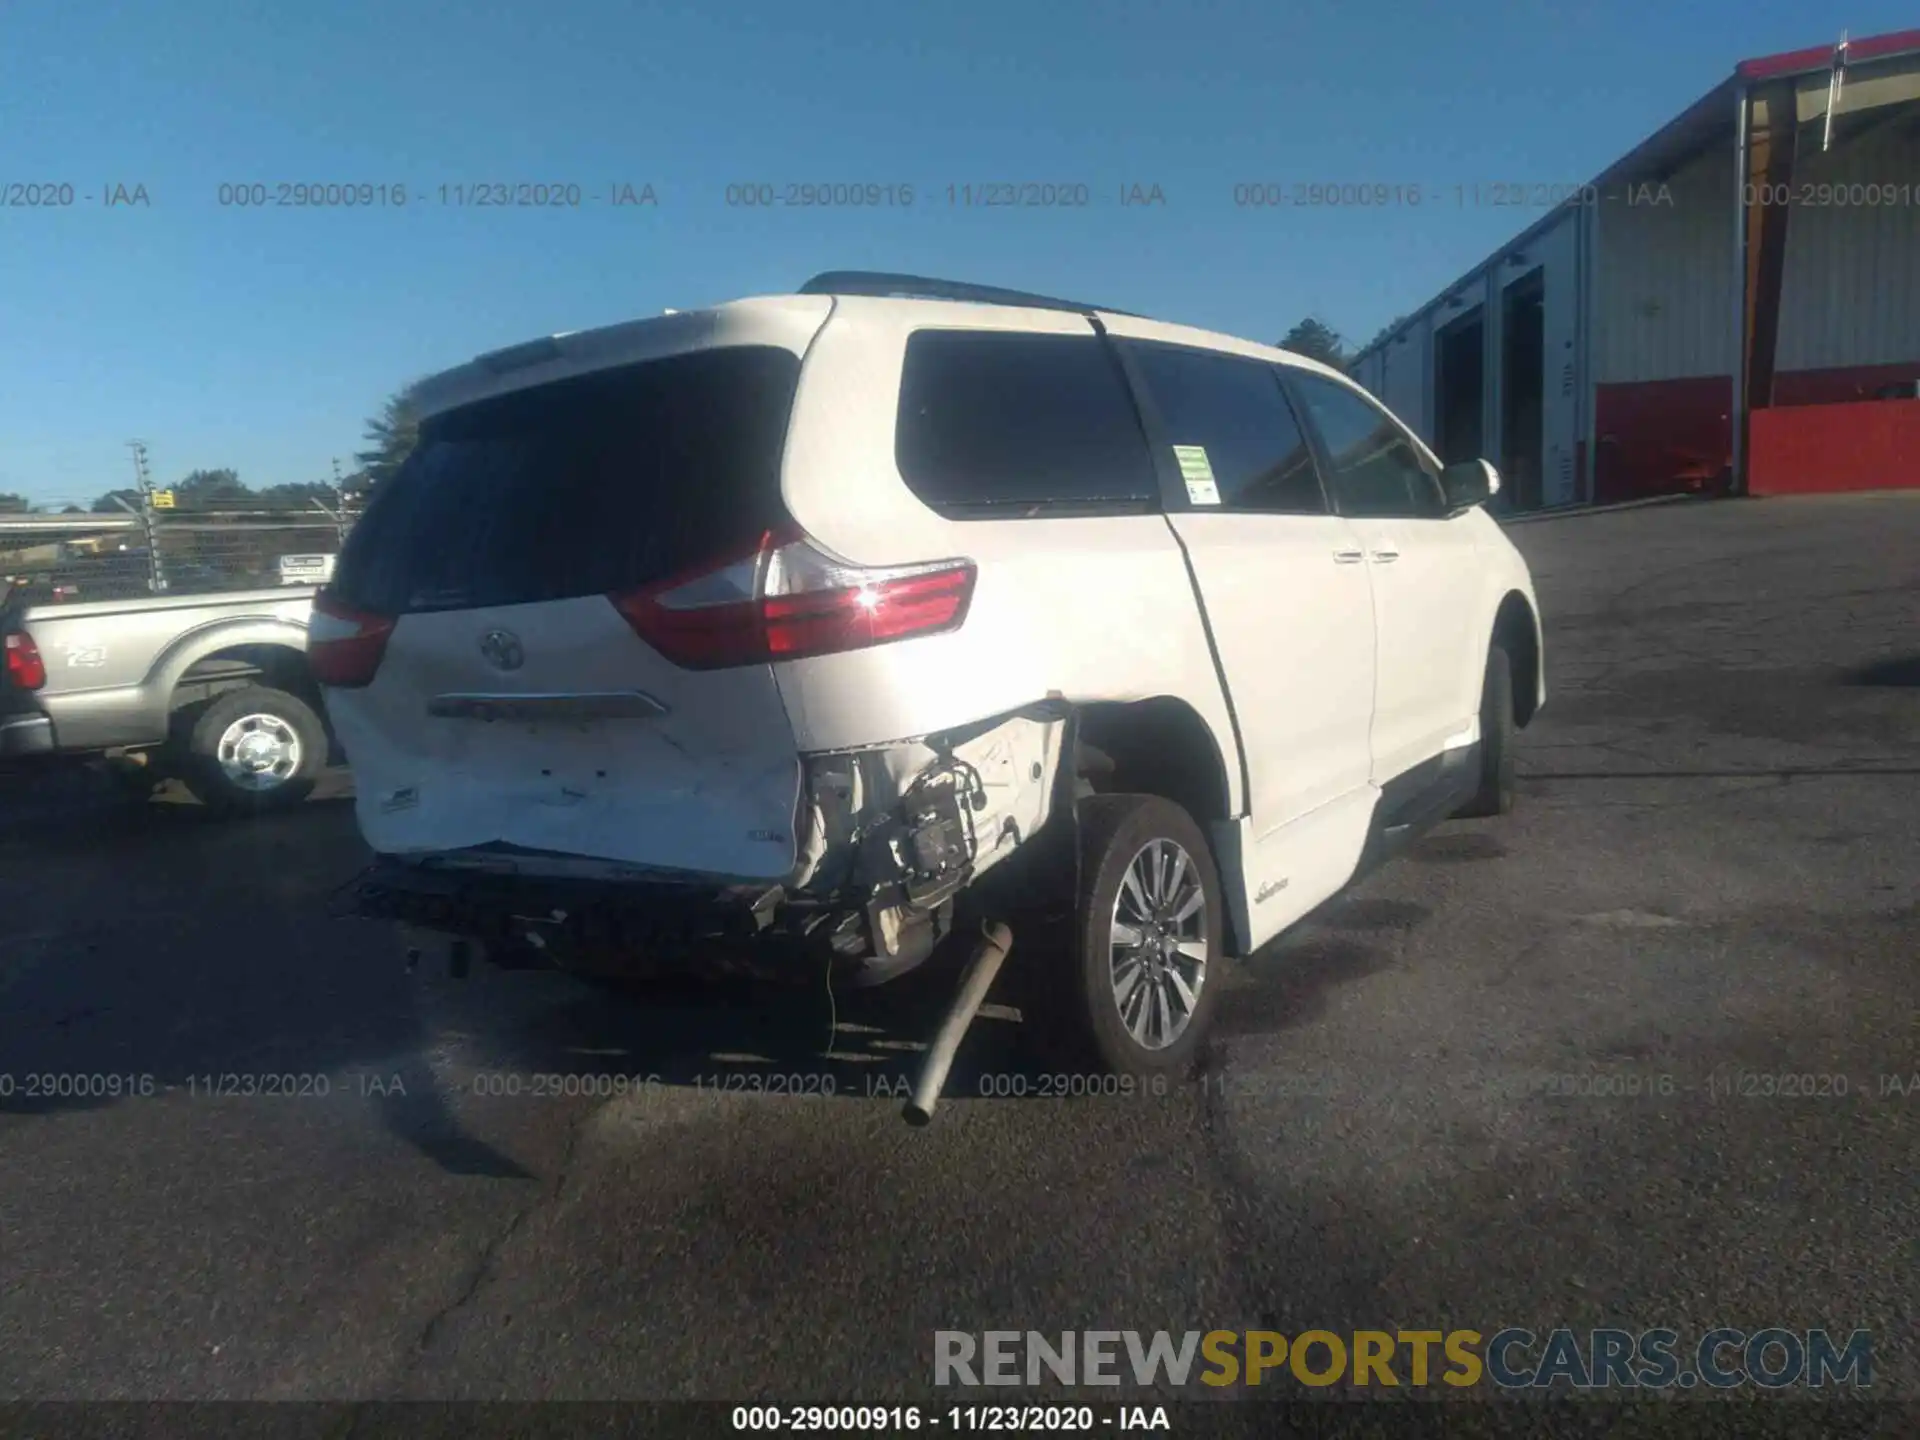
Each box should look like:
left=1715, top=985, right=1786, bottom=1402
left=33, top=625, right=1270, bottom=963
left=0, top=384, right=424, bottom=517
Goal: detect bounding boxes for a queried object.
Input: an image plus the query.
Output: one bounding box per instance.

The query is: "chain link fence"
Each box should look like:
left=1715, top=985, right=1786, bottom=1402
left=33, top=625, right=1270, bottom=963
left=1, top=504, right=362, bottom=607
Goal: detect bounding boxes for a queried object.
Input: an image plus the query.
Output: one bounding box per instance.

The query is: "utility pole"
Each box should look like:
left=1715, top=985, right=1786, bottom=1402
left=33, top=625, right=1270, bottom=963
left=127, top=440, right=165, bottom=592
left=328, top=457, right=350, bottom=546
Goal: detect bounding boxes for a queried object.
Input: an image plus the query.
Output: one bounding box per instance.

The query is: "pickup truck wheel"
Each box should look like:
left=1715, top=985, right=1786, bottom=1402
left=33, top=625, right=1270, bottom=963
left=1026, top=794, right=1226, bottom=1080
left=178, top=685, right=324, bottom=814
left=1455, top=643, right=1516, bottom=818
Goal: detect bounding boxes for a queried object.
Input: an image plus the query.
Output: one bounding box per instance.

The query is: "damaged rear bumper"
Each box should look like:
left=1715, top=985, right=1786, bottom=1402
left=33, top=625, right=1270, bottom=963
left=351, top=857, right=802, bottom=980
left=350, top=699, right=1076, bottom=987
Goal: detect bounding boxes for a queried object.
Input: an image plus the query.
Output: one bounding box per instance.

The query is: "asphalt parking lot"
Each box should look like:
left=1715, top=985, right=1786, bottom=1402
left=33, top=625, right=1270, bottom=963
left=1, top=492, right=1914, bottom=1409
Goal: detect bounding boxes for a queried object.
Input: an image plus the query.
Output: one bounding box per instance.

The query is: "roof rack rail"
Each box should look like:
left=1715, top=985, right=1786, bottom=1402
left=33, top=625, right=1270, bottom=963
left=798, top=270, right=1139, bottom=318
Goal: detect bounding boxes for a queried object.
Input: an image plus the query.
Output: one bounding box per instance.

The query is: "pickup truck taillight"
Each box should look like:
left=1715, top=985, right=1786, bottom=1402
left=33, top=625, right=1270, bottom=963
left=610, top=528, right=976, bottom=670
left=309, top=593, right=395, bottom=688
left=4, top=631, right=46, bottom=691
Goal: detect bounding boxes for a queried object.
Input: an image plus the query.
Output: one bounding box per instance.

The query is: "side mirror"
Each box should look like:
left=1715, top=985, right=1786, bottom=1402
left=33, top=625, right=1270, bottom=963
left=1440, top=459, right=1501, bottom=511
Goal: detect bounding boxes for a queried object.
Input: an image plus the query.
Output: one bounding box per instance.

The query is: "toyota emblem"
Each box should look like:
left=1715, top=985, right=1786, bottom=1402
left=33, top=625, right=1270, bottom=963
left=478, top=629, right=524, bottom=671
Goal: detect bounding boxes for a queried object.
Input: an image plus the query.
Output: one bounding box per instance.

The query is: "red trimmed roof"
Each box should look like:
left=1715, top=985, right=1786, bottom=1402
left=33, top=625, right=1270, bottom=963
left=1736, top=27, right=1920, bottom=80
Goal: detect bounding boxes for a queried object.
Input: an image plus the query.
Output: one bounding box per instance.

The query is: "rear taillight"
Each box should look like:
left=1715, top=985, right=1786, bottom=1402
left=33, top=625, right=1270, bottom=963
left=611, top=528, right=976, bottom=670
left=5, top=631, right=46, bottom=691
left=309, top=591, right=395, bottom=688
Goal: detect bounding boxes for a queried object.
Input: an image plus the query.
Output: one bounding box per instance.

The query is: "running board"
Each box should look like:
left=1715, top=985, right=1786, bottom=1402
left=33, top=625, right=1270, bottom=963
left=1359, top=742, right=1482, bottom=876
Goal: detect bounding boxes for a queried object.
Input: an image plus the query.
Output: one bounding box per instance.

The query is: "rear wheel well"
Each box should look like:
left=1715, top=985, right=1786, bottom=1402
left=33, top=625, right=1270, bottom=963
left=171, top=643, right=324, bottom=722
left=1074, top=697, right=1233, bottom=826
left=1492, top=593, right=1540, bottom=728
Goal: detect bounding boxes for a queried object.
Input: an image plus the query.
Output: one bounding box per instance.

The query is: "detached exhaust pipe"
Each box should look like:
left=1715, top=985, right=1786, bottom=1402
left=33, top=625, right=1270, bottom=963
left=904, top=920, right=1012, bottom=1127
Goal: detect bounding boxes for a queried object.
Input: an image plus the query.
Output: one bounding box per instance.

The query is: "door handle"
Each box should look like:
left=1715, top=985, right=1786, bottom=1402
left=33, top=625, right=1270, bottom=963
left=1370, top=547, right=1400, bottom=564
left=1332, top=548, right=1365, bottom=564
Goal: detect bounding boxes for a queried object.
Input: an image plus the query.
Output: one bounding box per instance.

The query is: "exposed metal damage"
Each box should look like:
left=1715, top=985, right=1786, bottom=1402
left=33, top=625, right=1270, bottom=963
left=349, top=700, right=1071, bottom=988
left=789, top=701, right=1069, bottom=980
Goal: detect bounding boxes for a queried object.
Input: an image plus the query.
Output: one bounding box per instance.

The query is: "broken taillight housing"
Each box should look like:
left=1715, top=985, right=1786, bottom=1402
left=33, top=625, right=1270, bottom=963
left=611, top=527, right=976, bottom=670
left=5, top=631, right=46, bottom=691
left=309, top=591, right=396, bottom=688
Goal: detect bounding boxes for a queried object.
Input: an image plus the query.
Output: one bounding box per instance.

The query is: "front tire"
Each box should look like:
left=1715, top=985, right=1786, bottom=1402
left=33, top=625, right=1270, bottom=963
left=1456, top=644, right=1516, bottom=818
left=1027, top=794, right=1226, bottom=1080
left=177, top=685, right=325, bottom=814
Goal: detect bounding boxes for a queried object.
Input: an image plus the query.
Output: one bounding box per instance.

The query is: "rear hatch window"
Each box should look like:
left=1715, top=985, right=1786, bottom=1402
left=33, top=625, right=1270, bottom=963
left=331, top=346, right=801, bottom=616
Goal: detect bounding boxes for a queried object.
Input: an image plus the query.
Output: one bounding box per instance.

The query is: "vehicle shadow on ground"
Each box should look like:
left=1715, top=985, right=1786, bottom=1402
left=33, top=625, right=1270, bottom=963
left=429, top=823, right=1508, bottom=1119
left=1842, top=654, right=1920, bottom=687
left=1208, top=888, right=1434, bottom=1043
left=0, top=765, right=1484, bottom=1173
left=0, top=763, right=356, bottom=841
left=447, top=937, right=1034, bottom=1110
left=460, top=872, right=1452, bottom=1111
left=0, top=775, right=537, bottom=1175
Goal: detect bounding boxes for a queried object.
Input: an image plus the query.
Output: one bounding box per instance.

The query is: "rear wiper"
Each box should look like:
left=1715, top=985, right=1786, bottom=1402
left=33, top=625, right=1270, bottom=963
left=407, top=589, right=474, bottom=611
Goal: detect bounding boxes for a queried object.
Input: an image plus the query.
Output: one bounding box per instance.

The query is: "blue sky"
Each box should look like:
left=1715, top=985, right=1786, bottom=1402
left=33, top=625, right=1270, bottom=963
left=0, top=0, right=1893, bottom=506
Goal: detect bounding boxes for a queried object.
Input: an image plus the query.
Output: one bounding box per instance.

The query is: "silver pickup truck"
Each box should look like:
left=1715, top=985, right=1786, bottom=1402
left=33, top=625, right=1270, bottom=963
left=1, top=581, right=329, bottom=813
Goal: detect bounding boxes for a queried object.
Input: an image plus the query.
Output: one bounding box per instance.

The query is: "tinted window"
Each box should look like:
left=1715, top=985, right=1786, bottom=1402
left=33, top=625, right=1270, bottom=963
left=330, top=346, right=799, bottom=614
left=1287, top=371, right=1444, bottom=518
left=895, top=331, right=1159, bottom=515
left=1126, top=343, right=1326, bottom=513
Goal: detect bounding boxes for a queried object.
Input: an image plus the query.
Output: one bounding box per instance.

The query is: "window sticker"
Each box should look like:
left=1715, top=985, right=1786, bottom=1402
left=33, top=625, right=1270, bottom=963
left=1172, top=444, right=1221, bottom=505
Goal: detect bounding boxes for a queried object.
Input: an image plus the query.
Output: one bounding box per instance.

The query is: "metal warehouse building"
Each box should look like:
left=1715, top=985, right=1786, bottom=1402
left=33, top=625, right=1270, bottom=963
left=1347, top=29, right=1920, bottom=511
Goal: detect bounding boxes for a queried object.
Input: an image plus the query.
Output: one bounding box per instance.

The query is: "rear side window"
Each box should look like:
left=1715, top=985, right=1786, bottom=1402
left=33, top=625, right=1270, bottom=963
left=895, top=330, right=1159, bottom=516
left=1125, top=342, right=1327, bottom=514
left=331, top=346, right=799, bottom=614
